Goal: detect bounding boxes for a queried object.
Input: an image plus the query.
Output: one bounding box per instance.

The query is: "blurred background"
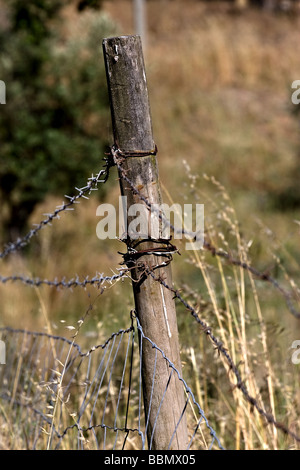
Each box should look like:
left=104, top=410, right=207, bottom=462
left=0, top=0, right=300, bottom=449
left=1, top=0, right=300, bottom=325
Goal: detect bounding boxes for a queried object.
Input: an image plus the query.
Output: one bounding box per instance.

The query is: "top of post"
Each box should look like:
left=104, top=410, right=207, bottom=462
left=102, top=35, right=154, bottom=153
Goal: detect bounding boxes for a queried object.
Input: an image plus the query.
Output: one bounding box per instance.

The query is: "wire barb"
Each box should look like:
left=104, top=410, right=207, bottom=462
left=0, top=270, right=128, bottom=289
left=0, top=144, right=299, bottom=448
left=114, top=155, right=300, bottom=320
left=146, top=267, right=300, bottom=444
left=0, top=163, right=110, bottom=260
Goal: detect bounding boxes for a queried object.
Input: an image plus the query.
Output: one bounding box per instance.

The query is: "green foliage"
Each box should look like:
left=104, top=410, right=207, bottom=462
left=0, top=0, right=114, bottom=238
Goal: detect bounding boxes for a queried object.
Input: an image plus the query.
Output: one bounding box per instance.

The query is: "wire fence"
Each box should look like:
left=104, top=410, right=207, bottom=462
left=0, top=317, right=223, bottom=450
left=0, top=150, right=300, bottom=449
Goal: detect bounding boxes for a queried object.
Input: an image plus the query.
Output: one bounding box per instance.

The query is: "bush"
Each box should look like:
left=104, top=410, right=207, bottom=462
left=0, top=0, right=115, bottom=239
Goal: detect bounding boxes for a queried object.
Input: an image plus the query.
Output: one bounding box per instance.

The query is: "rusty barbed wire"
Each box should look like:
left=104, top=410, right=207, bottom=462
left=145, top=266, right=300, bottom=444
left=0, top=270, right=128, bottom=290
left=0, top=162, right=110, bottom=260
left=1, top=145, right=299, bottom=448
left=112, top=148, right=300, bottom=320
left=203, top=239, right=300, bottom=320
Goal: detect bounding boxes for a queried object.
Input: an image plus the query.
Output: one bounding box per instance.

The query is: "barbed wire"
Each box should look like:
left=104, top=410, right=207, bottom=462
left=134, top=314, right=224, bottom=450
left=0, top=270, right=128, bottom=290
left=145, top=266, right=300, bottom=444
left=112, top=148, right=300, bottom=320
left=0, top=162, right=110, bottom=260
left=2, top=146, right=298, bottom=318
left=0, top=146, right=299, bottom=448
left=203, top=239, right=300, bottom=320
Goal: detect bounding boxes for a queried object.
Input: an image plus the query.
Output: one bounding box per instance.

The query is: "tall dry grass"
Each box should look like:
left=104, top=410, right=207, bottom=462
left=160, top=164, right=300, bottom=449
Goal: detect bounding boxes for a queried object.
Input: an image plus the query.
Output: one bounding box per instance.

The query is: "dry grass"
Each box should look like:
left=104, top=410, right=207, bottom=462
left=160, top=165, right=300, bottom=449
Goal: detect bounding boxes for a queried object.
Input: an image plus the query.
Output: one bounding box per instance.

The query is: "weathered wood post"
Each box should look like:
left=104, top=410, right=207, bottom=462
left=102, top=35, right=189, bottom=450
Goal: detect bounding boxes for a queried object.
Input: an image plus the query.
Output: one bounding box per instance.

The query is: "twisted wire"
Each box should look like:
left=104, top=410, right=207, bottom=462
left=0, top=164, right=109, bottom=260
left=0, top=318, right=223, bottom=450
left=0, top=270, right=128, bottom=289
left=146, top=267, right=300, bottom=444
left=112, top=149, right=300, bottom=320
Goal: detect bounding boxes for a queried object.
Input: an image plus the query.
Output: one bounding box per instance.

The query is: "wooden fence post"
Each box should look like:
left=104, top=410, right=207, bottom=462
left=102, top=35, right=189, bottom=450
